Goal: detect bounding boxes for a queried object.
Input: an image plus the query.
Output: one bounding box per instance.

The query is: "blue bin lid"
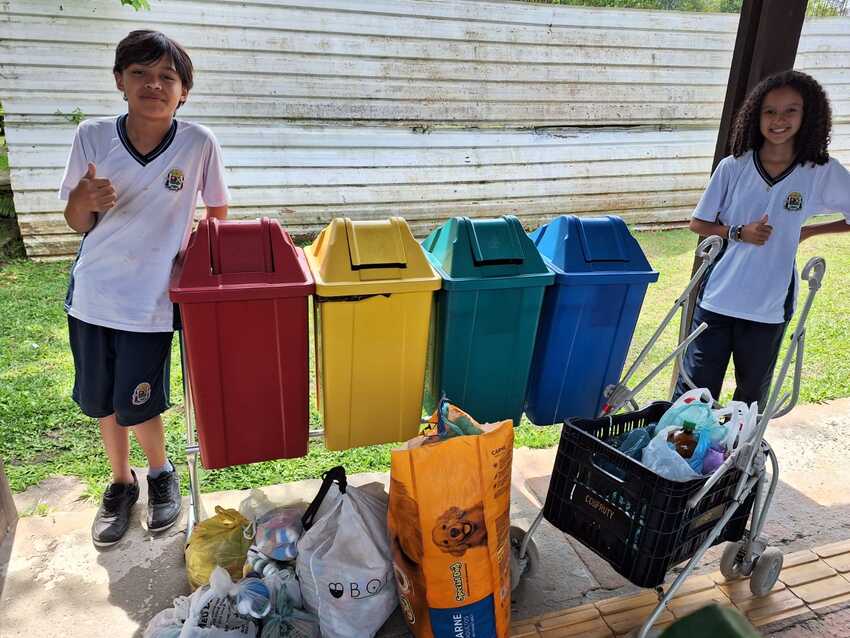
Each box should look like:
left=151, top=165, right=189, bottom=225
left=529, top=215, right=659, bottom=285
left=422, top=216, right=554, bottom=291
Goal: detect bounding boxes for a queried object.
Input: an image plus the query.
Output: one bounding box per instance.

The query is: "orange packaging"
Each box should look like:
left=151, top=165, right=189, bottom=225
left=388, top=404, right=513, bottom=638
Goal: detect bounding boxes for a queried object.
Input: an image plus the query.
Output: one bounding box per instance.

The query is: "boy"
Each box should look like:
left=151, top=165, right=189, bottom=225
left=60, top=30, right=229, bottom=546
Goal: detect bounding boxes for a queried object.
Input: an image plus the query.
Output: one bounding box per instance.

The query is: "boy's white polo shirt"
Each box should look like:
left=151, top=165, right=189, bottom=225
left=60, top=116, right=229, bottom=333
left=694, top=151, right=850, bottom=324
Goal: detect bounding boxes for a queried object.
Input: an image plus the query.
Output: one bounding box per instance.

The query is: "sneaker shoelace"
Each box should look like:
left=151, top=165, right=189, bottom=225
left=148, top=473, right=173, bottom=504
left=101, top=483, right=129, bottom=513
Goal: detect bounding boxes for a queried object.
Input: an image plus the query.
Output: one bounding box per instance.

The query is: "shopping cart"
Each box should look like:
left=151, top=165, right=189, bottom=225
left=509, top=235, right=826, bottom=638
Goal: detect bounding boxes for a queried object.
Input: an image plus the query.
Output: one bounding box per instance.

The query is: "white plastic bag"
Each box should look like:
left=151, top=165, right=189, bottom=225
left=239, top=489, right=278, bottom=522
left=295, top=467, right=397, bottom=638
left=180, top=567, right=259, bottom=637
left=716, top=401, right=759, bottom=452
left=642, top=425, right=703, bottom=482
left=144, top=608, right=183, bottom=638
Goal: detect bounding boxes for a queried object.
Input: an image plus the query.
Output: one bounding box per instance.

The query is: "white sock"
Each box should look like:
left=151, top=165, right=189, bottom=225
left=148, top=459, right=174, bottom=479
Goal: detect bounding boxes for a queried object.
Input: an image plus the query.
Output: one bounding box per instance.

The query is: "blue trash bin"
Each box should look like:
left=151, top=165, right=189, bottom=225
left=524, top=215, right=659, bottom=425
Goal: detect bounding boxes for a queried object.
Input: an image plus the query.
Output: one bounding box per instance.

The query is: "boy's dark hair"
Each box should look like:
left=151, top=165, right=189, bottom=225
left=113, top=30, right=194, bottom=104
left=730, top=70, right=831, bottom=166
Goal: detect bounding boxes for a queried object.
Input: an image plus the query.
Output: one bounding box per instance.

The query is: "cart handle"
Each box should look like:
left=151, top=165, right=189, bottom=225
left=685, top=443, right=745, bottom=509
left=802, top=256, right=826, bottom=290
left=742, top=255, right=826, bottom=473
left=604, top=239, right=722, bottom=415
left=696, top=234, right=723, bottom=264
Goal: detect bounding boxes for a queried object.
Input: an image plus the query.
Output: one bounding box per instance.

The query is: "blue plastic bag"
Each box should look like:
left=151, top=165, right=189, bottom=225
left=657, top=389, right=727, bottom=473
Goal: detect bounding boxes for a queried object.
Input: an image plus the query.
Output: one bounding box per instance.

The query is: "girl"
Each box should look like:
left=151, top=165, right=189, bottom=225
left=675, top=70, right=850, bottom=407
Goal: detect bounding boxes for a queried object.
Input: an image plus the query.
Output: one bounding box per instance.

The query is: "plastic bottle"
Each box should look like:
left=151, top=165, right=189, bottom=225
left=667, top=419, right=698, bottom=459
left=618, top=428, right=652, bottom=461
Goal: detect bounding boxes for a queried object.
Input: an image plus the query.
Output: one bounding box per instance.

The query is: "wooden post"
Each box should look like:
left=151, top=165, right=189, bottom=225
left=712, top=0, right=809, bottom=169
left=672, top=0, right=808, bottom=395
left=0, top=458, right=17, bottom=544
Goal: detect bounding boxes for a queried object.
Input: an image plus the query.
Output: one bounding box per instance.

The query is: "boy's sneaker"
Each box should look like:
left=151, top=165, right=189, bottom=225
left=147, top=466, right=181, bottom=532
left=91, top=471, right=139, bottom=547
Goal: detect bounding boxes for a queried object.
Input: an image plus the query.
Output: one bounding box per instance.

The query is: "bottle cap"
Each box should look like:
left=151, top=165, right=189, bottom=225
left=682, top=419, right=697, bottom=432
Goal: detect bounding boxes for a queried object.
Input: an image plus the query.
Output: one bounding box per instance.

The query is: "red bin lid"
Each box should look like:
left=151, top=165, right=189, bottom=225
left=169, top=217, right=315, bottom=303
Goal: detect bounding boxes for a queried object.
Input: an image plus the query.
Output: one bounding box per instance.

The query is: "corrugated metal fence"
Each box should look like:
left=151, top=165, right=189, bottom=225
left=2, top=0, right=849, bottom=258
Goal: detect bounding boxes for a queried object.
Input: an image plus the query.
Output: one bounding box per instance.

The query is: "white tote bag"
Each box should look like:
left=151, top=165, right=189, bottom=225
left=295, top=467, right=397, bottom=638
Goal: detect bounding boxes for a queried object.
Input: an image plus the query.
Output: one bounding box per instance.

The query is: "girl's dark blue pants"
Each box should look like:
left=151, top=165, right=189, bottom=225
left=674, top=305, right=787, bottom=406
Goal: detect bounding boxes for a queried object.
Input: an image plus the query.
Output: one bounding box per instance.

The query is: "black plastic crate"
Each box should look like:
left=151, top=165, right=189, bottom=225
left=543, top=402, right=755, bottom=588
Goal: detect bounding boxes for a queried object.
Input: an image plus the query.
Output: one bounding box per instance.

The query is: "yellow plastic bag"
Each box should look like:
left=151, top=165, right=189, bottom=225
left=185, top=506, right=253, bottom=590
left=388, top=403, right=514, bottom=638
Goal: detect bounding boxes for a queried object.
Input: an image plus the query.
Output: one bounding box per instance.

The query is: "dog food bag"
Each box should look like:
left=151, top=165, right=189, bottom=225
left=388, top=405, right=513, bottom=638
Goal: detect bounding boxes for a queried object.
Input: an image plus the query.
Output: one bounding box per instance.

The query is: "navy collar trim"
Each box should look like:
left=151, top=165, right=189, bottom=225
left=753, top=150, right=797, bottom=187
left=116, top=114, right=177, bottom=166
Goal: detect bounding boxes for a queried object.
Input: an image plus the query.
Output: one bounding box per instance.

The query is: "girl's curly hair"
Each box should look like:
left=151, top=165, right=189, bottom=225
left=729, top=70, right=832, bottom=166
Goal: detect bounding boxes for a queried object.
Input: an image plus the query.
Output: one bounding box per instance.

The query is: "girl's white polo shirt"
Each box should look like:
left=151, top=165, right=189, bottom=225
left=694, top=151, right=850, bottom=324
left=59, top=116, right=230, bottom=333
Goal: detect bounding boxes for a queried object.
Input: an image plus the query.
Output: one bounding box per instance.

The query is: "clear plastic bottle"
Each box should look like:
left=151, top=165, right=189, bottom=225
left=667, top=419, right=698, bottom=459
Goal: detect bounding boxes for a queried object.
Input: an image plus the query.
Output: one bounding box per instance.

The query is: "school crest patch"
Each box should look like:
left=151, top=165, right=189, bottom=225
left=132, top=382, right=152, bottom=406
left=784, top=191, right=803, bottom=211
left=165, top=168, right=184, bottom=192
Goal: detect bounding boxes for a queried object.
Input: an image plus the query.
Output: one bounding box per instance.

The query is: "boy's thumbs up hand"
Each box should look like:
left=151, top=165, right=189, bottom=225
left=742, top=213, right=773, bottom=245
left=69, top=162, right=117, bottom=214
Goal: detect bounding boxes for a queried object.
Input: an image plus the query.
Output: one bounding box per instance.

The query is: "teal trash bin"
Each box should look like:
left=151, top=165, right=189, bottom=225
left=422, top=216, right=554, bottom=424
left=524, top=215, right=659, bottom=425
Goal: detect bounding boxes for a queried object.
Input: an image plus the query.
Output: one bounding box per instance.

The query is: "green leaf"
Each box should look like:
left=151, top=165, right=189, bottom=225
left=119, top=0, right=151, bottom=10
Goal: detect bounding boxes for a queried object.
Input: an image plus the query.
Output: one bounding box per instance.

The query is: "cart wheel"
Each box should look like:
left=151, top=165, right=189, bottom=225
left=719, top=541, right=747, bottom=580
left=509, top=526, right=539, bottom=591
left=749, top=548, right=783, bottom=597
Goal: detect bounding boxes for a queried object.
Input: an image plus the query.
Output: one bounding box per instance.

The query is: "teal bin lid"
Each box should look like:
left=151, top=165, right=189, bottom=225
left=529, top=215, right=659, bottom=285
left=422, top=216, right=554, bottom=290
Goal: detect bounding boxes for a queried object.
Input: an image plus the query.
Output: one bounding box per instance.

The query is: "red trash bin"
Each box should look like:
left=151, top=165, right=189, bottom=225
left=170, top=217, right=314, bottom=469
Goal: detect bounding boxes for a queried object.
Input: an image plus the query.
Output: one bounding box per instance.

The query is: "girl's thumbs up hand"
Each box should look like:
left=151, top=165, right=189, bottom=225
left=742, top=213, right=773, bottom=245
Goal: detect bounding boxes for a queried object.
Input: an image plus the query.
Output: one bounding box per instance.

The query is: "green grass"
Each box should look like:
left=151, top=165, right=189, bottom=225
left=2, top=223, right=849, bottom=499
left=0, top=135, right=8, bottom=173
left=0, top=193, right=14, bottom=219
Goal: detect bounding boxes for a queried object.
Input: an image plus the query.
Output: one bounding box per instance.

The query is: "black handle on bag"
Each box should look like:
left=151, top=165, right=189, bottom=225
left=301, top=465, right=347, bottom=531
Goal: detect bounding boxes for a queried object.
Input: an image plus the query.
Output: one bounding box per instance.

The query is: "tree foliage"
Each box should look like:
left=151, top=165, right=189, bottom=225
left=523, top=0, right=847, bottom=15
left=119, top=0, right=151, bottom=10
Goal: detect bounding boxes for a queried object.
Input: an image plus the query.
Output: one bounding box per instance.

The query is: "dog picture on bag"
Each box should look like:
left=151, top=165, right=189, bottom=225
left=432, top=504, right=488, bottom=556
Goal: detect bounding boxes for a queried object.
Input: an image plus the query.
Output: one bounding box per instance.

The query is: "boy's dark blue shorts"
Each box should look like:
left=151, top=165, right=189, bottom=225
left=68, top=315, right=173, bottom=426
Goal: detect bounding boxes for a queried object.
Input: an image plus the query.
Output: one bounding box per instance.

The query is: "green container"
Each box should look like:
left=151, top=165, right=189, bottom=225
left=660, top=604, right=761, bottom=638
left=422, top=216, right=554, bottom=425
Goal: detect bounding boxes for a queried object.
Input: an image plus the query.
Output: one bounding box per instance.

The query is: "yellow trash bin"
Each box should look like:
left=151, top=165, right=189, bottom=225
left=305, top=217, right=441, bottom=450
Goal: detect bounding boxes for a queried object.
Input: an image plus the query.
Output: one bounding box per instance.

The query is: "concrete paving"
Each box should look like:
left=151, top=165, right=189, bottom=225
left=1, top=399, right=849, bottom=637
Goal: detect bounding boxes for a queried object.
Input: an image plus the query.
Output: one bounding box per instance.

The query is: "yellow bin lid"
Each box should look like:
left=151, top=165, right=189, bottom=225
left=305, top=217, right=441, bottom=296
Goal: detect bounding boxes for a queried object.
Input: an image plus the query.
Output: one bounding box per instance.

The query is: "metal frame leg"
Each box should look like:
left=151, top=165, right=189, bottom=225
left=179, top=331, right=204, bottom=541
left=738, top=443, right=779, bottom=569
left=519, top=510, right=545, bottom=559
left=635, top=470, right=760, bottom=638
